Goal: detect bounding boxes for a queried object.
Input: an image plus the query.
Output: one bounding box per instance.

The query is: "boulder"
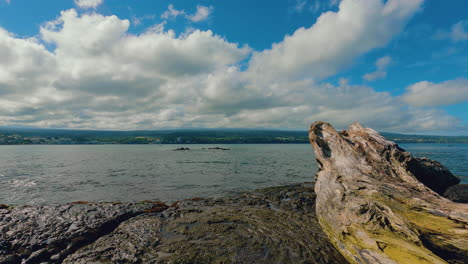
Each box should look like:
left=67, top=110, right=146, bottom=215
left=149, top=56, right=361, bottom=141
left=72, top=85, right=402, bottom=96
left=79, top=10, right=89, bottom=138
left=444, top=184, right=468, bottom=203
left=309, top=121, right=468, bottom=264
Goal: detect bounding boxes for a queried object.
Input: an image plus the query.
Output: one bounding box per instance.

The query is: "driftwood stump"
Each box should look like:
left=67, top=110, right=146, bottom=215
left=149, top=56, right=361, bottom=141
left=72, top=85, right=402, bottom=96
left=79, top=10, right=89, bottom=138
left=309, top=121, right=467, bottom=264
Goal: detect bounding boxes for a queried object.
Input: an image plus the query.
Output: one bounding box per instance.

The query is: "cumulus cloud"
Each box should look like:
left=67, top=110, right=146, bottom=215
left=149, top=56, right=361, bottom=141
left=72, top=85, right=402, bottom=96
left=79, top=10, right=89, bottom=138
left=363, top=55, right=392, bottom=81
left=74, top=0, right=103, bottom=9
left=0, top=28, right=57, bottom=96
left=402, top=79, right=468, bottom=107
left=248, top=0, right=422, bottom=81
left=1, top=0, right=464, bottom=133
left=0, top=8, right=250, bottom=129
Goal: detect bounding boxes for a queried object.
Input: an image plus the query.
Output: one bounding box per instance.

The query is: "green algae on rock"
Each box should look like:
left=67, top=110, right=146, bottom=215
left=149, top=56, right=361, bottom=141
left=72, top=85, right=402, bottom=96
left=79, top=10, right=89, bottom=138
left=309, top=121, right=468, bottom=264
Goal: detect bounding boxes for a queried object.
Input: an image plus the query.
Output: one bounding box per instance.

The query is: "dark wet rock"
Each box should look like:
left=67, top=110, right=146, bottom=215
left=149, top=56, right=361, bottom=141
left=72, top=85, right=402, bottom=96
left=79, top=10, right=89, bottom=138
left=63, top=215, right=163, bottom=263
left=65, top=183, right=346, bottom=264
left=151, top=183, right=346, bottom=264
left=444, top=184, right=468, bottom=203
left=174, top=147, right=190, bottom=151
left=208, top=147, right=230, bottom=150
left=0, top=202, right=159, bottom=263
left=309, top=121, right=468, bottom=264
left=1, top=184, right=347, bottom=264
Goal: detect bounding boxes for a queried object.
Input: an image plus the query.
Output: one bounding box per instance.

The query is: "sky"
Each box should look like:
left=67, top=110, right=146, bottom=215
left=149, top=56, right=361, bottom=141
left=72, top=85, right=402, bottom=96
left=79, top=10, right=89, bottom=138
left=0, top=0, right=467, bottom=135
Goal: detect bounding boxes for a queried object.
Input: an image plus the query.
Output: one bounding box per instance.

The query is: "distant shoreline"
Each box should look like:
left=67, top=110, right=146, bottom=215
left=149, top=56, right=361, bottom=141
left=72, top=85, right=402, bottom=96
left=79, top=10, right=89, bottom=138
left=0, top=141, right=467, bottom=146
left=1, top=128, right=467, bottom=145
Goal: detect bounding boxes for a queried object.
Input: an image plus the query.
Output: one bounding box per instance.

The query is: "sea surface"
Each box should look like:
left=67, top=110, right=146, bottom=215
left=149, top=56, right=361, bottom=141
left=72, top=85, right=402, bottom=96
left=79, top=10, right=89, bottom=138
left=0, top=143, right=466, bottom=205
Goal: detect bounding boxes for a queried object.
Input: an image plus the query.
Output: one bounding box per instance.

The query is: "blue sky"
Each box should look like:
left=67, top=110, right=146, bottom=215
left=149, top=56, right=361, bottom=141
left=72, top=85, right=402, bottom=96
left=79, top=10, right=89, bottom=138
left=0, top=0, right=467, bottom=134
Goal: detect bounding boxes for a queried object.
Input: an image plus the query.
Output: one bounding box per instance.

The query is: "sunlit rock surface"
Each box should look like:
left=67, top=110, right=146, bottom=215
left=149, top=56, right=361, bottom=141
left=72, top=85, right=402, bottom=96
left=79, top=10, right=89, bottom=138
left=309, top=121, right=468, bottom=264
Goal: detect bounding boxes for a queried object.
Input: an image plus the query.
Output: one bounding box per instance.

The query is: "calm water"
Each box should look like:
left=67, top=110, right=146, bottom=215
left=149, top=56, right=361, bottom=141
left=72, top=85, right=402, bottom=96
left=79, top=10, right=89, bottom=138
left=0, top=143, right=466, bottom=205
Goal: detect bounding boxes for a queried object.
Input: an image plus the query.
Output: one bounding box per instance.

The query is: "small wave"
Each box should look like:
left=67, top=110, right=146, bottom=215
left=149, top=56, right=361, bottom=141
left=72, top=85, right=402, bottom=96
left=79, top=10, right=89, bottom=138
left=75, top=180, right=102, bottom=186
left=10, top=179, right=37, bottom=188
left=176, top=161, right=231, bottom=164
left=107, top=169, right=128, bottom=173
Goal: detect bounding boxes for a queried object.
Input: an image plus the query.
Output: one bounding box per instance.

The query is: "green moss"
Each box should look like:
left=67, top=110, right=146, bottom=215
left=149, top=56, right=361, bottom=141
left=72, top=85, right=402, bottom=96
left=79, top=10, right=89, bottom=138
left=318, top=210, right=450, bottom=264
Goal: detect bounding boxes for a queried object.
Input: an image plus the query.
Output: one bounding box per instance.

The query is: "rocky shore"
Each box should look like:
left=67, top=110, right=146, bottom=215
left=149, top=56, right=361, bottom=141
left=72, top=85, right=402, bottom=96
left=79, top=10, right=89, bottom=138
left=0, top=183, right=347, bottom=264
left=1, top=121, right=467, bottom=263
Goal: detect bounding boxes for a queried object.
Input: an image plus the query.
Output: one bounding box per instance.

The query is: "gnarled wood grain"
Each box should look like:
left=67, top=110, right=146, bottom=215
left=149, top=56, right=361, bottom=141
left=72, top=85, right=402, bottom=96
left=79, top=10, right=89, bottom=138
left=309, top=121, right=467, bottom=264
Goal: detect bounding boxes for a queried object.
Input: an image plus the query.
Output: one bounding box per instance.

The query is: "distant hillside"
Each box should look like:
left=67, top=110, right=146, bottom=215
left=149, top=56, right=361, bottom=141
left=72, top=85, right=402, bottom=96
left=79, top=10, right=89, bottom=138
left=381, top=132, right=468, bottom=144
left=0, top=127, right=466, bottom=144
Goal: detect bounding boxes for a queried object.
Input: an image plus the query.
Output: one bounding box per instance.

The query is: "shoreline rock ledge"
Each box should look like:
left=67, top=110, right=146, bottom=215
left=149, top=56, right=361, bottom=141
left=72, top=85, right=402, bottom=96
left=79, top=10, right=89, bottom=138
left=309, top=121, right=468, bottom=264
left=0, top=184, right=347, bottom=264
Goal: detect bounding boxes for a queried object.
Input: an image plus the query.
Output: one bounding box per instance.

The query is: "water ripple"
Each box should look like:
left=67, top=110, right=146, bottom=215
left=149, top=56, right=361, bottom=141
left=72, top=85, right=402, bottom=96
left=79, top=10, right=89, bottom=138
left=0, top=143, right=465, bottom=205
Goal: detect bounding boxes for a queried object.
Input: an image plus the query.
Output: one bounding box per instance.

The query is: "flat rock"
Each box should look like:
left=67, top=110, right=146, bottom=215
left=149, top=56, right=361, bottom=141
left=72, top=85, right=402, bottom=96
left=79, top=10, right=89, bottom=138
left=0, top=202, right=159, bottom=263
left=1, top=184, right=347, bottom=264
left=309, top=121, right=468, bottom=264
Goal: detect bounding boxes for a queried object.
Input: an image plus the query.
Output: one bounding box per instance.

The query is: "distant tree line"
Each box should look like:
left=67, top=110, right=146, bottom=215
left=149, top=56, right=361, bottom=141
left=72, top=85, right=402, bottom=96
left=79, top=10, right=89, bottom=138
left=0, top=128, right=466, bottom=145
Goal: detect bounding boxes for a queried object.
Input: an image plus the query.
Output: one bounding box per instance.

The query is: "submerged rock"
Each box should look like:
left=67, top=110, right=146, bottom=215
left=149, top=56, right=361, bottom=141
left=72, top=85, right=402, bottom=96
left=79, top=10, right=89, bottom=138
left=208, top=147, right=230, bottom=150
left=1, top=184, right=347, bottom=264
left=174, top=147, right=190, bottom=151
left=309, top=121, right=468, bottom=264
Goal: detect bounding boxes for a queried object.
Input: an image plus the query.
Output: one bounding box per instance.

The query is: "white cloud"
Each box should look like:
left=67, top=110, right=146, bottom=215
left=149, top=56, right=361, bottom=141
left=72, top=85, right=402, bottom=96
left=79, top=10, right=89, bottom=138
left=1, top=0, right=464, bottom=134
left=434, top=19, right=468, bottom=42
left=0, top=9, right=251, bottom=129
left=329, top=0, right=341, bottom=7
left=451, top=20, right=468, bottom=42
left=187, top=5, right=213, bottom=22
left=363, top=55, right=392, bottom=81
left=309, top=2, right=321, bottom=13
left=131, top=14, right=155, bottom=26
left=161, top=4, right=185, bottom=20
left=248, top=0, right=422, bottom=81
left=0, top=28, right=57, bottom=96
left=74, top=0, right=103, bottom=9
left=161, top=4, right=213, bottom=23
left=4, top=0, right=11, bottom=4
left=402, top=79, right=468, bottom=107
left=291, top=0, right=307, bottom=14
left=363, top=71, right=386, bottom=81
left=375, top=55, right=392, bottom=69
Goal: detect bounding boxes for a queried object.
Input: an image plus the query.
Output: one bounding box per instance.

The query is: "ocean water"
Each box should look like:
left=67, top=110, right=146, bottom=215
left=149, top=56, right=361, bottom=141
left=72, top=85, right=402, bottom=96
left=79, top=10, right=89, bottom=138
left=0, top=143, right=466, bottom=205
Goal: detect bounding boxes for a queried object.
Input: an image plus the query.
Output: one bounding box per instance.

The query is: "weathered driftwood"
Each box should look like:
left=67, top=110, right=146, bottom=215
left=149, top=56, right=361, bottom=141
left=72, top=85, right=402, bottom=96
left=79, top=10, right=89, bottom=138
left=309, top=121, right=467, bottom=264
